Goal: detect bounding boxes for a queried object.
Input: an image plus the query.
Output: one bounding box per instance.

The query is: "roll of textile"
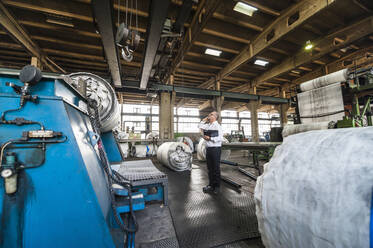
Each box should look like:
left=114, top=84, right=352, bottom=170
left=176, top=136, right=194, bottom=153
left=157, top=142, right=192, bottom=171
left=282, top=121, right=334, bottom=138
left=254, top=127, right=373, bottom=248
left=298, top=83, right=345, bottom=124
left=299, top=69, right=348, bottom=92
left=131, top=144, right=157, bottom=158
left=196, top=138, right=231, bottom=161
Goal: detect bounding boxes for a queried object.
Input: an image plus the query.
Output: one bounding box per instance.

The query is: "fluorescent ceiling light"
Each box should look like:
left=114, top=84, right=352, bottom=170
left=205, top=48, right=222, bottom=57
left=305, top=40, right=313, bottom=50
left=233, top=2, right=258, bottom=16
left=254, top=59, right=269, bottom=66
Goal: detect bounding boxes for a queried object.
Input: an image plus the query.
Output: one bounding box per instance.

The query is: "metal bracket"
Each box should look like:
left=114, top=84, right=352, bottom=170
left=88, top=131, right=100, bottom=147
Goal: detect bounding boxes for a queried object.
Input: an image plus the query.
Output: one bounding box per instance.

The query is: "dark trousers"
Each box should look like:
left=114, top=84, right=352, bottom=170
left=206, top=146, right=221, bottom=188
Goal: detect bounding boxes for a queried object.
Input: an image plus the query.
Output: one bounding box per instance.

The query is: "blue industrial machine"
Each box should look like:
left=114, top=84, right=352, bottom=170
left=0, top=66, right=167, bottom=248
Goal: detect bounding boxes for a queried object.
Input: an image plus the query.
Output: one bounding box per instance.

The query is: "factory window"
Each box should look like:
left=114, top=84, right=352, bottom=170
left=221, top=110, right=236, bottom=117
left=239, top=111, right=250, bottom=118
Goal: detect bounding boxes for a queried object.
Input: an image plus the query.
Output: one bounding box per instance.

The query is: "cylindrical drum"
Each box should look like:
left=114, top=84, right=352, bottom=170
left=68, top=73, right=120, bottom=132
left=157, top=142, right=192, bottom=171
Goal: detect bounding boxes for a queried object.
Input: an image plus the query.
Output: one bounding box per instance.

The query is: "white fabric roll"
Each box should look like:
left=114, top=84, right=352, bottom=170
left=157, top=142, right=192, bottom=171
left=131, top=144, right=157, bottom=158
left=298, top=83, right=345, bottom=124
left=255, top=127, right=373, bottom=248
left=299, top=69, right=348, bottom=92
left=196, top=138, right=231, bottom=161
left=282, top=122, right=332, bottom=138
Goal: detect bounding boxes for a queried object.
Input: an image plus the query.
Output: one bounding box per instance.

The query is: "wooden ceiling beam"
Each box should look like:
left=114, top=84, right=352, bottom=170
left=174, top=73, right=207, bottom=81
left=192, top=41, right=239, bottom=55
left=168, top=0, right=221, bottom=78
left=0, top=2, right=64, bottom=73
left=31, top=35, right=102, bottom=50
left=199, top=0, right=335, bottom=89
left=240, top=0, right=280, bottom=16
left=212, top=12, right=263, bottom=32
left=3, top=0, right=93, bottom=22
left=176, top=68, right=214, bottom=77
left=291, top=45, right=373, bottom=89
left=43, top=48, right=141, bottom=67
left=186, top=52, right=230, bottom=63
left=182, top=60, right=222, bottom=70
left=231, top=16, right=373, bottom=93
left=202, top=28, right=250, bottom=44
left=268, top=47, right=289, bottom=56
left=19, top=20, right=99, bottom=38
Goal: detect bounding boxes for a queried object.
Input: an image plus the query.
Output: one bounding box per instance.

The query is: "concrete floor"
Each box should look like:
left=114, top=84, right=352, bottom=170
left=133, top=150, right=264, bottom=248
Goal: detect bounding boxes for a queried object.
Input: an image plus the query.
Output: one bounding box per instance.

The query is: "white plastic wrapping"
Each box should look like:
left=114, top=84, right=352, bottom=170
left=157, top=142, right=192, bottom=171
left=196, top=138, right=231, bottom=161
left=254, top=127, right=373, bottom=248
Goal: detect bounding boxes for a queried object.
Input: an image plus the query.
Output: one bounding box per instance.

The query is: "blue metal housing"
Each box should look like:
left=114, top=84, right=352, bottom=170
left=0, top=74, right=123, bottom=247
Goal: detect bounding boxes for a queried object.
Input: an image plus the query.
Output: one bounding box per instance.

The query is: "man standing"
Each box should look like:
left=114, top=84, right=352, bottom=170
left=198, top=111, right=223, bottom=194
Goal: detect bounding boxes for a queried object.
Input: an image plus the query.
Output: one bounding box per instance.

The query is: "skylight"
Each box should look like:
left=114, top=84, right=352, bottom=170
left=205, top=48, right=222, bottom=57
left=233, top=2, right=258, bottom=17
left=254, top=59, right=269, bottom=66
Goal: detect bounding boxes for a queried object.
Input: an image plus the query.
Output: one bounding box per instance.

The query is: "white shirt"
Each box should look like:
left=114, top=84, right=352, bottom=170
left=198, top=120, right=223, bottom=147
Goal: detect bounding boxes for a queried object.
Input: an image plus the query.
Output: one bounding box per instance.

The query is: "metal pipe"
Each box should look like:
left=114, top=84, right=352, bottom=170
left=221, top=176, right=242, bottom=189
left=220, top=160, right=238, bottom=166
left=238, top=167, right=257, bottom=181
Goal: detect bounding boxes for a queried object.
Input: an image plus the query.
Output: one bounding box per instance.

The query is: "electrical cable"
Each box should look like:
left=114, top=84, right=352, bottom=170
left=0, top=98, right=45, bottom=130
left=87, top=99, right=138, bottom=235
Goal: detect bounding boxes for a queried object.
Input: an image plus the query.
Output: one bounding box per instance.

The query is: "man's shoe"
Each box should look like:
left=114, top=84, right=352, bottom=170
left=203, top=185, right=214, bottom=193
left=213, top=187, right=220, bottom=194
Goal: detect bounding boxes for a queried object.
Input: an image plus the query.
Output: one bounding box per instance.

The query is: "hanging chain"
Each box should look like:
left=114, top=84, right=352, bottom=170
left=117, top=0, right=120, bottom=27
left=135, top=0, right=138, bottom=31
left=125, top=0, right=128, bottom=27
left=129, top=0, right=133, bottom=29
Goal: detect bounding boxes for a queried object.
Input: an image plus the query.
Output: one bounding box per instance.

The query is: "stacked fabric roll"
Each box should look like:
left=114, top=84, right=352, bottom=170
left=157, top=142, right=192, bottom=171
left=255, top=127, right=373, bottom=248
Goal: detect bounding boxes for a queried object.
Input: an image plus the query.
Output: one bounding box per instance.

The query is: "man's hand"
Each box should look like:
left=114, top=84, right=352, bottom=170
left=202, top=117, right=208, bottom=123
left=203, top=135, right=210, bottom=141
